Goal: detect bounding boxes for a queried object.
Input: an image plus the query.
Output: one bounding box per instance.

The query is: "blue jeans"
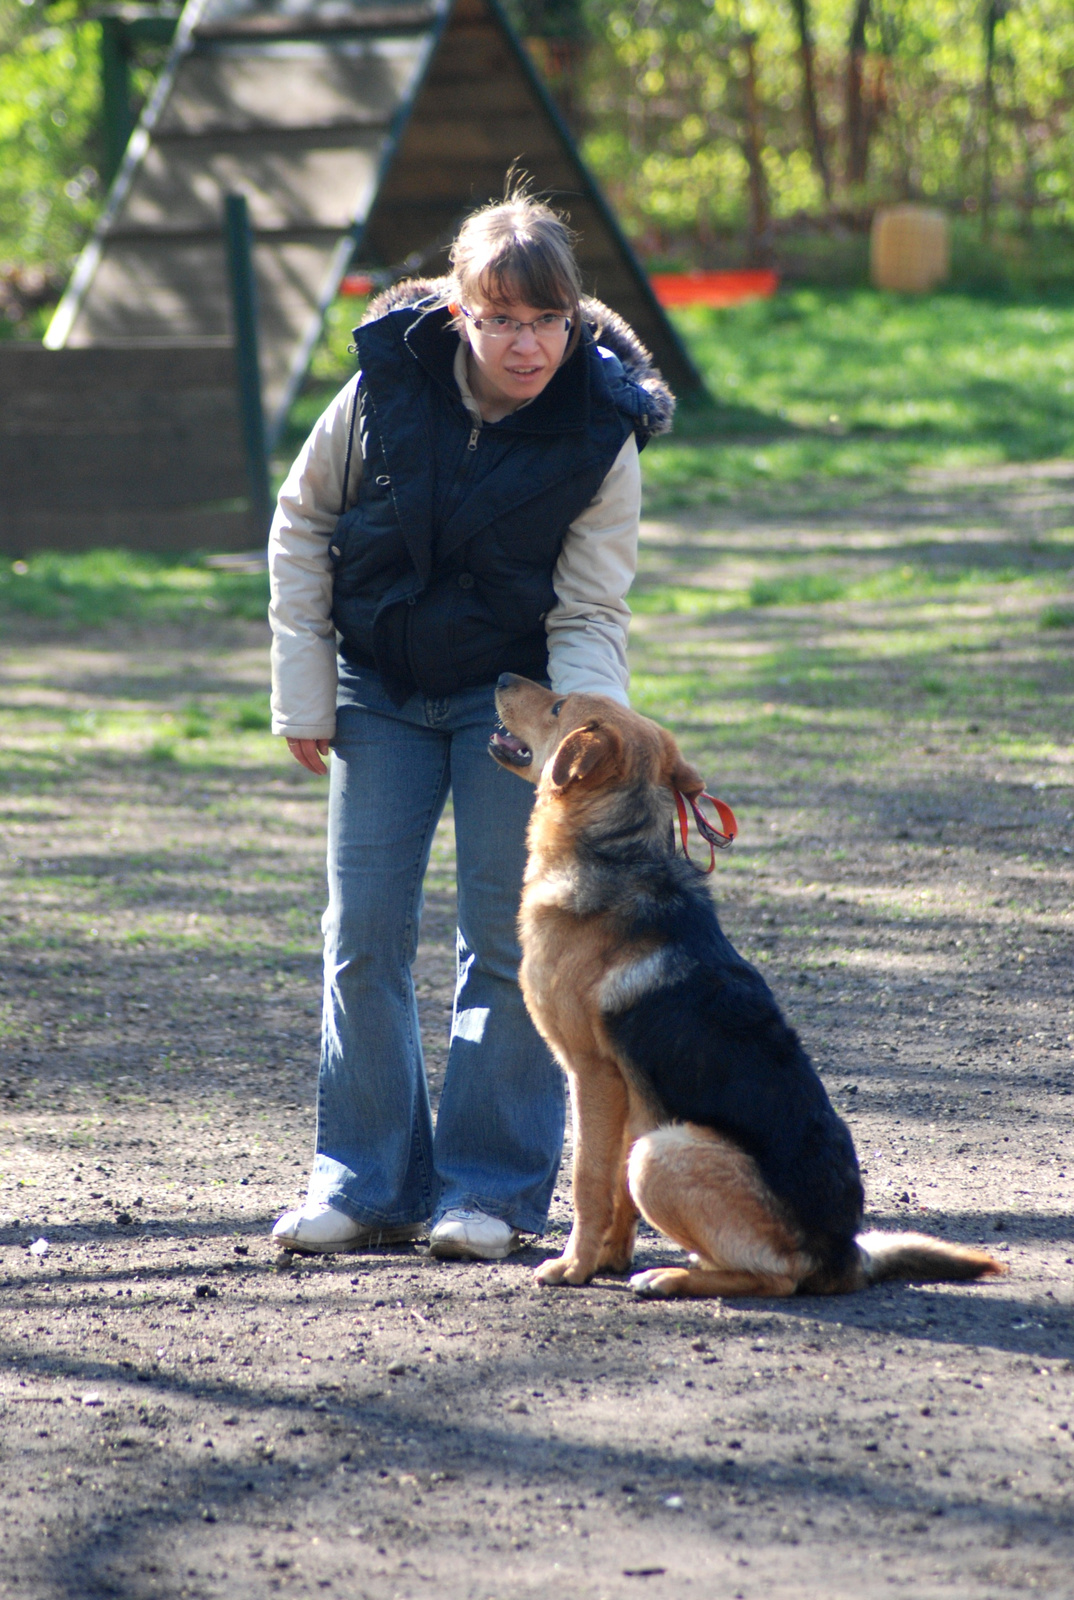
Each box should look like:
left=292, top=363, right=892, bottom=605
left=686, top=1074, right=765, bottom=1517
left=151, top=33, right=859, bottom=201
left=308, top=667, right=565, bottom=1234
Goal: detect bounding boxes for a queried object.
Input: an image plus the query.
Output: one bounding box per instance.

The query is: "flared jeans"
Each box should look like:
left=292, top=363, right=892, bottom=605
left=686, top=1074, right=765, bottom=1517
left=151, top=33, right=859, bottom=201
left=307, top=667, right=565, bottom=1234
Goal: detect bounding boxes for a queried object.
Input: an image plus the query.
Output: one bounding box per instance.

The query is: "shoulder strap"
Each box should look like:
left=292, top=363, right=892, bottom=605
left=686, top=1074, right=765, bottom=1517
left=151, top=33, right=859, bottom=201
left=338, top=381, right=359, bottom=517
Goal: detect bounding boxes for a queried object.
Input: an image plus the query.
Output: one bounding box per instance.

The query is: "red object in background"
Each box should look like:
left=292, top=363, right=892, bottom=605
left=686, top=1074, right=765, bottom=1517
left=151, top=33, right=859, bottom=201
left=339, top=273, right=374, bottom=296
left=649, top=269, right=779, bottom=307
left=339, top=268, right=780, bottom=308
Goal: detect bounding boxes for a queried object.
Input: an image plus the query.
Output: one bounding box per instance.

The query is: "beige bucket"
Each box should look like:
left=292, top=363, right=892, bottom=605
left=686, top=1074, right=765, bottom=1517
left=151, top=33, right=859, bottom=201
left=870, top=205, right=950, bottom=293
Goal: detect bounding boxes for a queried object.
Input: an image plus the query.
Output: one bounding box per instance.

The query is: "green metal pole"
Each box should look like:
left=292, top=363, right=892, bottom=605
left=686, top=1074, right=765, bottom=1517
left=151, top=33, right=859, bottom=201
left=99, top=16, right=133, bottom=189
left=98, top=13, right=179, bottom=190
left=223, top=193, right=271, bottom=539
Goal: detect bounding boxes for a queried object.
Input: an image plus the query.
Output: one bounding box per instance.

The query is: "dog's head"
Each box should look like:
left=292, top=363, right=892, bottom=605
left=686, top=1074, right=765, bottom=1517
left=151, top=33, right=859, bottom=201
left=490, top=674, right=704, bottom=812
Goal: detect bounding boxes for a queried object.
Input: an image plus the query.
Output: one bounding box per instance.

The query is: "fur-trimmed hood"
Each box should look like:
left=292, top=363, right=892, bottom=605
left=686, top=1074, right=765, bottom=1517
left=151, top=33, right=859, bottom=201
left=360, top=275, right=675, bottom=438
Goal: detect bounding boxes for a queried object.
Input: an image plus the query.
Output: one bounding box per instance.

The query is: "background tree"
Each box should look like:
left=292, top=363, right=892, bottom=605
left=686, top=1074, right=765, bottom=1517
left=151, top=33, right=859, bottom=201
left=0, top=1, right=99, bottom=258
left=788, top=0, right=832, bottom=199
left=844, top=0, right=885, bottom=188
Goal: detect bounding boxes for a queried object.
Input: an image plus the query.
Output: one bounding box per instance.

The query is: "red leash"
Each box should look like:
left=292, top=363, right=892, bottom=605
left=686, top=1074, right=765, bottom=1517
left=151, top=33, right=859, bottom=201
left=674, top=789, right=737, bottom=873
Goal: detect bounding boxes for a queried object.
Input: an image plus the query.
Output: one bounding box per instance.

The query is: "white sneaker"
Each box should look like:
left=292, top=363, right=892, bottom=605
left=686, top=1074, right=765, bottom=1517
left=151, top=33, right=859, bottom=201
left=428, top=1207, right=521, bottom=1261
left=271, top=1201, right=424, bottom=1255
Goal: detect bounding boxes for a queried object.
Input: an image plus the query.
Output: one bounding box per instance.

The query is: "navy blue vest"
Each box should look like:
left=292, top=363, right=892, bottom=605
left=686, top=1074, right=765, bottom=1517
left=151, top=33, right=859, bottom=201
left=329, top=300, right=647, bottom=703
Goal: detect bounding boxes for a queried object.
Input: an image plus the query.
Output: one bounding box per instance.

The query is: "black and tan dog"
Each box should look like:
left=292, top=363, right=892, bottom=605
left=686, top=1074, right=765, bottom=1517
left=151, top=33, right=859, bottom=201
left=490, top=674, right=1004, bottom=1299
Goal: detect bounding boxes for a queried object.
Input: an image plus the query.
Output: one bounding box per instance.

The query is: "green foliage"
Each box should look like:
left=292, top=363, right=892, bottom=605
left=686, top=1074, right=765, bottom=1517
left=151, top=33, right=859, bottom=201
left=0, top=549, right=269, bottom=627
left=581, top=0, right=1074, bottom=255
left=0, top=0, right=102, bottom=272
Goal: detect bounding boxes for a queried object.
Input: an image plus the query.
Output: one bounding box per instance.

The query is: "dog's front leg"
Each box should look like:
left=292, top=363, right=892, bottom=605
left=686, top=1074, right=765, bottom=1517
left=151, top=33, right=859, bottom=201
left=536, top=1059, right=629, bottom=1287
left=596, top=1121, right=640, bottom=1274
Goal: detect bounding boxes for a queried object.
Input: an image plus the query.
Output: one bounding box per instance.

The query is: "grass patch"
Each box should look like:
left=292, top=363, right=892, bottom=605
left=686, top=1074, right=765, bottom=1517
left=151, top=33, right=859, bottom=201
left=1040, top=604, right=1074, bottom=629
left=628, top=585, right=731, bottom=617
left=750, top=573, right=846, bottom=607
left=639, top=290, right=1074, bottom=512
left=0, top=550, right=269, bottom=628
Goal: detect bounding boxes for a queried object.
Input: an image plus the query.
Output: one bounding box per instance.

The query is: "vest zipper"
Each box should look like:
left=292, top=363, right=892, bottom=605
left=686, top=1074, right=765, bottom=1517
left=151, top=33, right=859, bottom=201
left=467, top=425, right=479, bottom=451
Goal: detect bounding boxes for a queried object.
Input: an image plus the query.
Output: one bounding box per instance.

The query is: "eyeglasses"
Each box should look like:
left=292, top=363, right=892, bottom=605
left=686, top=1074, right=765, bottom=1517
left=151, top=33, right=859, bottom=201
left=460, top=308, right=571, bottom=340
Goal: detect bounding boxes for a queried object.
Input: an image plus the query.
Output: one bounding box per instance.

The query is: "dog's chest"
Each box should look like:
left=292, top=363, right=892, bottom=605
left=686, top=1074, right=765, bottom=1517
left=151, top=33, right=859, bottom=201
left=518, top=891, right=615, bottom=1051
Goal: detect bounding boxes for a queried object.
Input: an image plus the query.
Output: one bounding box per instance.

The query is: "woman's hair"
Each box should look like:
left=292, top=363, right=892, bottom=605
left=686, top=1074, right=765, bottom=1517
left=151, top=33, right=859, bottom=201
left=449, top=189, right=584, bottom=358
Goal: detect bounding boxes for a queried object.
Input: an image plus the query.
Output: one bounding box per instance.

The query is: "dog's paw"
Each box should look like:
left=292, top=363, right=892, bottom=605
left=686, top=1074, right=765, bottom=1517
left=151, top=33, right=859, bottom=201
left=534, top=1254, right=592, bottom=1287
left=630, top=1268, right=684, bottom=1299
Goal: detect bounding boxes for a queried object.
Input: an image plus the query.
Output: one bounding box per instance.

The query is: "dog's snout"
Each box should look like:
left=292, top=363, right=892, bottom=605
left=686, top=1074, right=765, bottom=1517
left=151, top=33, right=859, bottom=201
left=497, top=672, right=523, bottom=691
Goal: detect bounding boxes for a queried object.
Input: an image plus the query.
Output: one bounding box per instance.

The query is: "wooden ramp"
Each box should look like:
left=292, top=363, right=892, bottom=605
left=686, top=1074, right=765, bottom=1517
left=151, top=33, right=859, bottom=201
left=47, top=0, right=701, bottom=444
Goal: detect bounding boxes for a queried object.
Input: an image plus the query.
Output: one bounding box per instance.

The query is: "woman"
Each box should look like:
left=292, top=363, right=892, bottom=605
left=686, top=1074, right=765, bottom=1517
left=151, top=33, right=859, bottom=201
left=268, top=191, right=673, bottom=1260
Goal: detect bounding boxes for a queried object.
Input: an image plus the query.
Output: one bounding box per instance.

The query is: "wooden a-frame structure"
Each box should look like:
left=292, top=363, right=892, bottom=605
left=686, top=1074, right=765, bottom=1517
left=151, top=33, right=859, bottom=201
left=46, top=0, right=702, bottom=443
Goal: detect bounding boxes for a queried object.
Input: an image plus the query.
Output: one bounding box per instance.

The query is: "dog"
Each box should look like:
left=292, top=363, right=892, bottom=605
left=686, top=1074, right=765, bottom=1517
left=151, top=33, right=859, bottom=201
left=489, top=673, right=1004, bottom=1299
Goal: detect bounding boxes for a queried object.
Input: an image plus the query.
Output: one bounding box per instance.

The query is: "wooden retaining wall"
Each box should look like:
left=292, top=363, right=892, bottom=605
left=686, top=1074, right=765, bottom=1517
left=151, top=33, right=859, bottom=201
left=0, top=343, right=260, bottom=555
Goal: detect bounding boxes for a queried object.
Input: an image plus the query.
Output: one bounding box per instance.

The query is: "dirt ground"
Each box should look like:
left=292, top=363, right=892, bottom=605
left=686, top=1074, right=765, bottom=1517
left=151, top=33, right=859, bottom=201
left=1, top=481, right=1073, bottom=1600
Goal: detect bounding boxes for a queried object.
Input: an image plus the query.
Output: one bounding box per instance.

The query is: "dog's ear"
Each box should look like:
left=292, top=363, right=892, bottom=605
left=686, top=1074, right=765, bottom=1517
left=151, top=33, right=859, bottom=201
left=548, top=724, right=623, bottom=793
left=665, top=736, right=705, bottom=799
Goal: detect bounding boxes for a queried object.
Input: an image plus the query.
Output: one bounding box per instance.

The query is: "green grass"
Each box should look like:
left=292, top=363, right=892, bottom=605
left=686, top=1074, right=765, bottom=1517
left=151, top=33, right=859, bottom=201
left=0, top=549, right=269, bottom=627
left=642, top=290, right=1074, bottom=511
left=749, top=573, right=847, bottom=607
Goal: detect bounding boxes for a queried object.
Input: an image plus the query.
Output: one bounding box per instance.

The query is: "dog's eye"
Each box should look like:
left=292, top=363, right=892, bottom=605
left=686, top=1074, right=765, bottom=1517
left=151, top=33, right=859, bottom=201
left=550, top=700, right=565, bottom=717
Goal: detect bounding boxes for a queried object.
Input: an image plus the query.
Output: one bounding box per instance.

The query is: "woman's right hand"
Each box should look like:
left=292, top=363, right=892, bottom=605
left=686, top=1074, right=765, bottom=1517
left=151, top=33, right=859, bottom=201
left=286, top=738, right=331, bottom=775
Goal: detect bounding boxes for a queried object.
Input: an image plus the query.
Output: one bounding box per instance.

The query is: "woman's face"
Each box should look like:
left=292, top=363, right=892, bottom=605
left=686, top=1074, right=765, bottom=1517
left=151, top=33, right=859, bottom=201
left=461, top=291, right=571, bottom=416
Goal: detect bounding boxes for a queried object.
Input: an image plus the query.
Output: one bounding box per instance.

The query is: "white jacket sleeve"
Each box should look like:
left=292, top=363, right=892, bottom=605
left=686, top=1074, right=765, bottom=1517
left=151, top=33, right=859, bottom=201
left=545, top=433, right=641, bottom=707
left=268, top=376, right=362, bottom=740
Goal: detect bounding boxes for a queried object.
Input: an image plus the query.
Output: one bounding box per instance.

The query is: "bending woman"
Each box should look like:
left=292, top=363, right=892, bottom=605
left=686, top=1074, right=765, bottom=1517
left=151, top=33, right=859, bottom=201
left=268, top=192, right=673, bottom=1260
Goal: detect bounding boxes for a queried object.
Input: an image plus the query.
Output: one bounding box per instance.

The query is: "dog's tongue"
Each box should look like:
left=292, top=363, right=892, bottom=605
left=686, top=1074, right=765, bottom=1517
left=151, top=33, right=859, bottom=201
left=491, top=729, right=531, bottom=759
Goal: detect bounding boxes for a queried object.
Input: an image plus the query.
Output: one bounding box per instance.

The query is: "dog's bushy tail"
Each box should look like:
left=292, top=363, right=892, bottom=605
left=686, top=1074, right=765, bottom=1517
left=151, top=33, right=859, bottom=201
left=856, top=1230, right=1005, bottom=1285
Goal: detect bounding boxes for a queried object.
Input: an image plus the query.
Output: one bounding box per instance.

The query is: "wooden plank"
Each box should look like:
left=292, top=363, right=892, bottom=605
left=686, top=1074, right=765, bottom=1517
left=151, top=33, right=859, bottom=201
left=423, top=22, right=508, bottom=72
left=0, top=506, right=259, bottom=556
left=451, top=0, right=494, bottom=21
left=194, top=4, right=438, bottom=41
left=416, top=75, right=559, bottom=117
left=154, top=117, right=393, bottom=142
left=156, top=38, right=426, bottom=135
left=1, top=436, right=248, bottom=512
left=0, top=344, right=249, bottom=517
left=374, top=154, right=579, bottom=201
left=0, top=403, right=249, bottom=510
left=396, top=118, right=562, bottom=164
left=0, top=342, right=234, bottom=394
left=119, top=132, right=385, bottom=232
left=1, top=378, right=242, bottom=433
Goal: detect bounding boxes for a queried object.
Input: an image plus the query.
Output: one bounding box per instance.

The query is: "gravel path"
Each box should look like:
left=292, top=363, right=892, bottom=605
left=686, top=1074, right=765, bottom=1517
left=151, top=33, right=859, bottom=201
left=1, top=489, right=1072, bottom=1598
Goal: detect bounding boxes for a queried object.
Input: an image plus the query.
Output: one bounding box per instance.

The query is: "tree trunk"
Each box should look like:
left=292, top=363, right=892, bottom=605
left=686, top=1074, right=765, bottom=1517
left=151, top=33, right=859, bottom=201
left=844, top=0, right=871, bottom=187
left=980, top=0, right=1002, bottom=241
left=740, top=32, right=771, bottom=262
left=789, top=0, right=832, bottom=202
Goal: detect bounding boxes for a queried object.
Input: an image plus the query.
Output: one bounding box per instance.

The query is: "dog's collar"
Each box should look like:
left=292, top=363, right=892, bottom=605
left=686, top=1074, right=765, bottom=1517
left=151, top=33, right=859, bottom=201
left=674, top=789, right=737, bottom=872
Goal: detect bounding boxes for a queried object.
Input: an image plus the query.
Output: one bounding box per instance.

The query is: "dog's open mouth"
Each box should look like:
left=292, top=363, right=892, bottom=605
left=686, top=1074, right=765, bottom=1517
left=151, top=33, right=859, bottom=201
left=489, top=727, right=532, bottom=767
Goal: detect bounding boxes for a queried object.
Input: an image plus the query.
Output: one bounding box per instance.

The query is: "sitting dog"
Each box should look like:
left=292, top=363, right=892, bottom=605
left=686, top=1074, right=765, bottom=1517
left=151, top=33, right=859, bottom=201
left=490, top=674, right=1004, bottom=1299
